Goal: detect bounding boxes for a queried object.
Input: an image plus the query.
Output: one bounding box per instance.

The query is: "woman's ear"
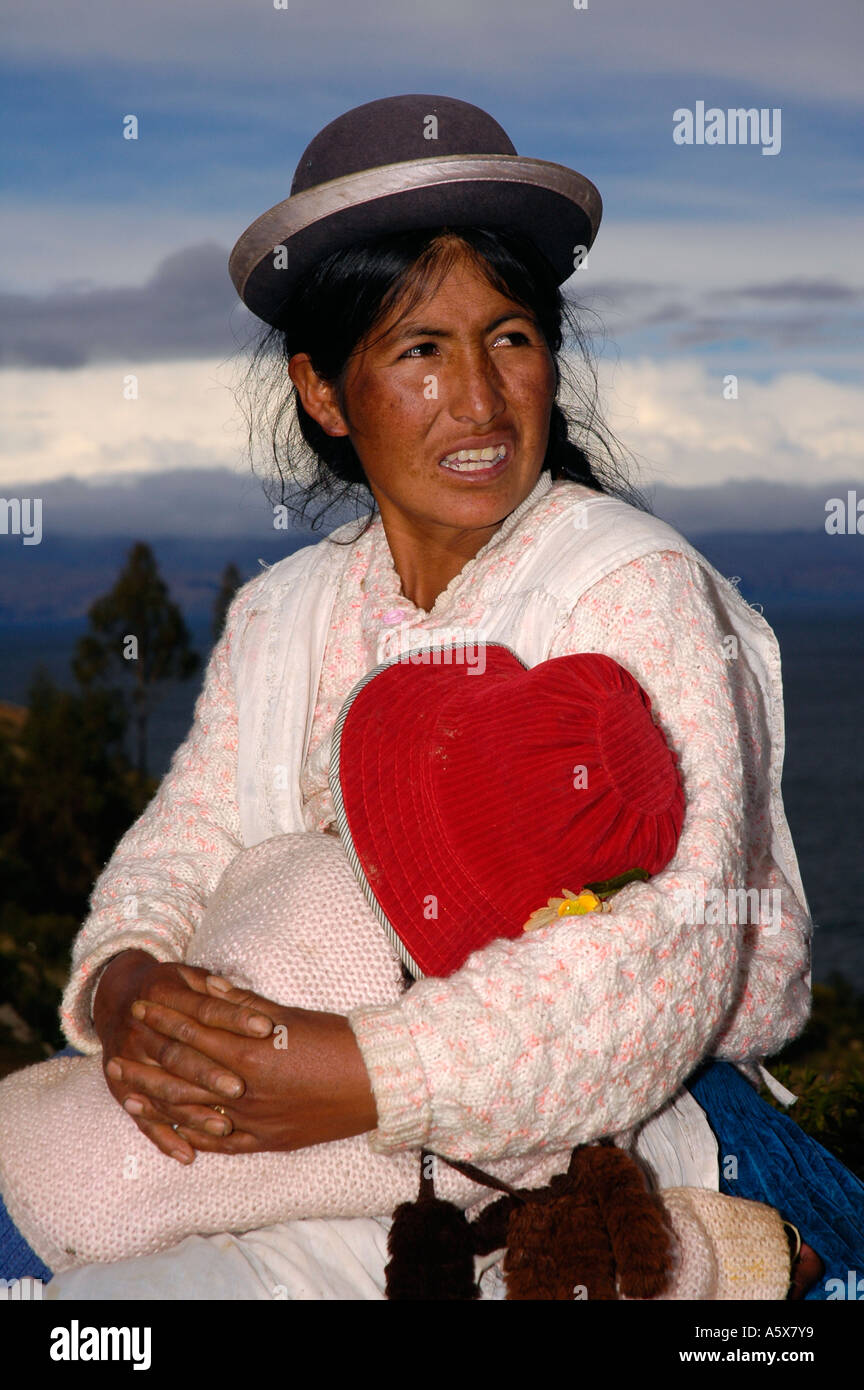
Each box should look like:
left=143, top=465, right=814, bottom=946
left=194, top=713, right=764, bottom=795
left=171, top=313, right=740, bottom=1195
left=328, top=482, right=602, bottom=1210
left=289, top=353, right=349, bottom=438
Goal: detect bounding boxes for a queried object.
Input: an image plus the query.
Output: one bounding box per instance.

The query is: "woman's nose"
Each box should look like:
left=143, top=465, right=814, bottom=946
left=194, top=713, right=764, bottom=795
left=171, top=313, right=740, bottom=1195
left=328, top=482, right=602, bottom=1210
left=446, top=353, right=506, bottom=425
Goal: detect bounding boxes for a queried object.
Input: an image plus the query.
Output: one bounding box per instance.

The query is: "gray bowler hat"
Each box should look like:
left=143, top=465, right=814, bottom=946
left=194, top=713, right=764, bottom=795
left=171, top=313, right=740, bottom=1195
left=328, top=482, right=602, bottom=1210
left=228, top=93, right=602, bottom=327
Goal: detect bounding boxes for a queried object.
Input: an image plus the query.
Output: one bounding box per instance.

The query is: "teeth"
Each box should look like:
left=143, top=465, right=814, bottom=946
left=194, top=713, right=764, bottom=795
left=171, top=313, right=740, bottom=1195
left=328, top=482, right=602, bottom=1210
left=440, top=445, right=507, bottom=472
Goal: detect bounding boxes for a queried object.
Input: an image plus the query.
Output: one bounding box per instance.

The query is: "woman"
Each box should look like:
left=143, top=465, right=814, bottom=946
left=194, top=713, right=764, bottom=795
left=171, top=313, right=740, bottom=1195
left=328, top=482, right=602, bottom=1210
left=11, top=94, right=861, bottom=1298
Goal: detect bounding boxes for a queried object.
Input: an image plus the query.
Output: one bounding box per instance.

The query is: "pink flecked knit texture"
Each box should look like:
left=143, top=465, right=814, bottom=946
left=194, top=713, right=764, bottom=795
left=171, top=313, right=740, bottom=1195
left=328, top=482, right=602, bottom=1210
left=58, top=477, right=812, bottom=1168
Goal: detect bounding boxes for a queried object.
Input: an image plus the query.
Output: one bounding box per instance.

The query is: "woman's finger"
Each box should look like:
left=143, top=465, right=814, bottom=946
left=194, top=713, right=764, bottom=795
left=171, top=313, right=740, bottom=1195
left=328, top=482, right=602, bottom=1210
left=140, top=972, right=274, bottom=1038
left=107, top=1051, right=243, bottom=1106
left=129, top=1002, right=249, bottom=1096
left=203, top=975, right=277, bottom=1013
left=123, top=1093, right=235, bottom=1137
left=132, top=1114, right=197, bottom=1165
left=171, top=988, right=274, bottom=1038
left=173, top=1124, right=260, bottom=1156
left=173, top=963, right=224, bottom=994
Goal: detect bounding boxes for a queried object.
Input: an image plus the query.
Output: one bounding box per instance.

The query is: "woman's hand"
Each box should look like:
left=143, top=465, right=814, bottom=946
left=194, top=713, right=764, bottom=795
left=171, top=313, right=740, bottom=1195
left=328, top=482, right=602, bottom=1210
left=93, top=949, right=276, bottom=1162
left=98, top=965, right=379, bottom=1159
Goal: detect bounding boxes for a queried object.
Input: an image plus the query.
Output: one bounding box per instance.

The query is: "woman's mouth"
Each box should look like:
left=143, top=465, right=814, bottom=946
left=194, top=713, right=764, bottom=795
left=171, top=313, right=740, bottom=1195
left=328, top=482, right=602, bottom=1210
left=438, top=443, right=509, bottom=478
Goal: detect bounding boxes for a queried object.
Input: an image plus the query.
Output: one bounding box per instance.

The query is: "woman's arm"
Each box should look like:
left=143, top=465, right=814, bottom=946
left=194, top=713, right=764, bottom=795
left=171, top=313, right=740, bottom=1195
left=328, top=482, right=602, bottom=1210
left=60, top=571, right=266, bottom=1054
left=345, top=550, right=812, bottom=1164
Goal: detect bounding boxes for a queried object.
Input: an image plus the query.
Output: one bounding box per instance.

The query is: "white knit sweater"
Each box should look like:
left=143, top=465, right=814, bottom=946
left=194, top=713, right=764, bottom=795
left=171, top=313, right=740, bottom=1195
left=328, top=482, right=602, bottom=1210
left=58, top=472, right=812, bottom=1164
left=0, top=827, right=787, bottom=1288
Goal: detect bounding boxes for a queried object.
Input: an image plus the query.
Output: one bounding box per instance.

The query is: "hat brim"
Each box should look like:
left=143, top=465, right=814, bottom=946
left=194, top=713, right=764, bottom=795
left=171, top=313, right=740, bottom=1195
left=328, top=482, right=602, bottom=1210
left=229, top=154, right=602, bottom=326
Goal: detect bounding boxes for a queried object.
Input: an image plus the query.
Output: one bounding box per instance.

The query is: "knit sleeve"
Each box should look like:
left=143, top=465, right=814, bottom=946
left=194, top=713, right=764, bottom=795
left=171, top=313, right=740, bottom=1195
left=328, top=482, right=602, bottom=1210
left=58, top=573, right=266, bottom=1054
left=347, top=550, right=812, bottom=1162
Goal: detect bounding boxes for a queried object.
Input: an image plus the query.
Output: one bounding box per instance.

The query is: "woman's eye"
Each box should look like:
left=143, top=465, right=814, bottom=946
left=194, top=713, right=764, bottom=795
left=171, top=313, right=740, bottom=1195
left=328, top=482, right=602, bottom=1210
left=400, top=331, right=531, bottom=359
left=400, top=342, right=438, bottom=358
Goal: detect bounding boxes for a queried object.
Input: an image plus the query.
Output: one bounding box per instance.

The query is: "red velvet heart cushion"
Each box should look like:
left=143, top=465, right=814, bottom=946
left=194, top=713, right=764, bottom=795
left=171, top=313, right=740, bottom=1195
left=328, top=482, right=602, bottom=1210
left=329, top=644, right=684, bottom=979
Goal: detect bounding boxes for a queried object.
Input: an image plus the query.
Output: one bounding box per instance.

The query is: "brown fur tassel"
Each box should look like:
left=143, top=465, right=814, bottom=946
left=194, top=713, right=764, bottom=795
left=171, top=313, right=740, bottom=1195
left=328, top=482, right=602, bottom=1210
left=384, top=1142, right=677, bottom=1301
left=384, top=1150, right=479, bottom=1300
left=502, top=1143, right=676, bottom=1300
left=575, top=1144, right=676, bottom=1299
left=469, top=1194, right=517, bottom=1256
left=503, top=1150, right=617, bottom=1300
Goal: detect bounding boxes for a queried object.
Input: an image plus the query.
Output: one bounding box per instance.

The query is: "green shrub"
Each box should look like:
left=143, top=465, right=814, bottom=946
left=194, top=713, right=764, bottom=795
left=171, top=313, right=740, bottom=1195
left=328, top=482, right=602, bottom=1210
left=762, top=975, right=864, bottom=1179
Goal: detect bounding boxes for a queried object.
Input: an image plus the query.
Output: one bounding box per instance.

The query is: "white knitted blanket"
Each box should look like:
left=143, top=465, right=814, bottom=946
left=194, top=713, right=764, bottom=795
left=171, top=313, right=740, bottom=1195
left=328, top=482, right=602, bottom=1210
left=0, top=832, right=576, bottom=1273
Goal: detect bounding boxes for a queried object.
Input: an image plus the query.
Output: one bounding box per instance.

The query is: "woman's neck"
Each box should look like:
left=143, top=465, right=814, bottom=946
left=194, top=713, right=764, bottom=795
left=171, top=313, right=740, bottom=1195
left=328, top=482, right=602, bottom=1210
left=371, top=471, right=549, bottom=614
left=384, top=518, right=503, bottom=613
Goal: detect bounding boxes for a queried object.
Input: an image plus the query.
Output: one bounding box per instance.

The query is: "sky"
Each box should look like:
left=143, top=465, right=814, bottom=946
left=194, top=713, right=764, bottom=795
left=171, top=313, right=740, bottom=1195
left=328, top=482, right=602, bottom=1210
left=1, top=0, right=862, bottom=525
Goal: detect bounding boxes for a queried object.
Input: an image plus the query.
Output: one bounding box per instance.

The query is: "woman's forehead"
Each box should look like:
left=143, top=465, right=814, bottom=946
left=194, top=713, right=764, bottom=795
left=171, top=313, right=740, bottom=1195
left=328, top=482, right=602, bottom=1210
left=378, top=251, right=518, bottom=333
left=404, top=239, right=495, bottom=290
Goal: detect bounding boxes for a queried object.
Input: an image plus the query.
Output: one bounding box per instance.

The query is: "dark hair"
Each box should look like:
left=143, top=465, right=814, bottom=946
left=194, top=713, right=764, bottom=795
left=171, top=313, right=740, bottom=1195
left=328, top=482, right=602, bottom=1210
left=235, top=226, right=650, bottom=539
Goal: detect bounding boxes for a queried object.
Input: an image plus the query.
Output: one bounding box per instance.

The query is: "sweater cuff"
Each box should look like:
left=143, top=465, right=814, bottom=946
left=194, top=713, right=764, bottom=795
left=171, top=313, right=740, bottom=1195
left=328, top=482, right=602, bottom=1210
left=347, top=1002, right=432, bottom=1154
left=60, top=930, right=187, bottom=1055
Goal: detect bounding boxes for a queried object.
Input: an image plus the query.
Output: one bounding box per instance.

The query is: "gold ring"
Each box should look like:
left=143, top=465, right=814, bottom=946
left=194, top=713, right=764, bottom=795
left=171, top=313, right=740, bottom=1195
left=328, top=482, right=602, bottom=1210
left=211, top=1104, right=228, bottom=1117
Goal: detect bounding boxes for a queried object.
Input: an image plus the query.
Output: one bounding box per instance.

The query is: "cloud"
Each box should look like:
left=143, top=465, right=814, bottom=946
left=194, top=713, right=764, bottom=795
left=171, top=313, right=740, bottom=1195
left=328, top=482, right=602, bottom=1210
left=661, top=313, right=859, bottom=350
left=649, top=477, right=863, bottom=533
left=0, top=467, right=353, bottom=539
left=3, top=224, right=863, bottom=375
left=4, top=0, right=862, bottom=102
left=0, top=357, right=248, bottom=482
left=576, top=220, right=864, bottom=358
left=0, top=244, right=254, bottom=368
left=564, top=356, right=864, bottom=489
left=2, top=351, right=862, bottom=499
left=583, top=218, right=864, bottom=298
left=713, top=280, right=863, bottom=305
left=0, top=202, right=251, bottom=298
left=0, top=464, right=859, bottom=539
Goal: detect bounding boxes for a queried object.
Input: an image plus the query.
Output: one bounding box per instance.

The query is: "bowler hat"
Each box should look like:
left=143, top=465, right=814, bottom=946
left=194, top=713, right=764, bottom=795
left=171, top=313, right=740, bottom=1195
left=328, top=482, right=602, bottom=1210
left=229, top=94, right=602, bottom=326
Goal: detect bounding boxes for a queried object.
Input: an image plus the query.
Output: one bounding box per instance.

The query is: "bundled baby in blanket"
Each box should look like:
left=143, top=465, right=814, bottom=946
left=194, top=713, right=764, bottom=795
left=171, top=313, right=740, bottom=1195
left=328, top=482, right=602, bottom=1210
left=0, top=648, right=789, bottom=1293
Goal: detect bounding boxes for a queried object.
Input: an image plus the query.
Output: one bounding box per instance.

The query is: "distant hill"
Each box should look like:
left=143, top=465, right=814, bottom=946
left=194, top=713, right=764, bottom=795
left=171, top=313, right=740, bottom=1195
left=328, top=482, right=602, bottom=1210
left=2, top=466, right=862, bottom=618
left=0, top=533, right=314, bottom=623
left=0, top=528, right=862, bottom=623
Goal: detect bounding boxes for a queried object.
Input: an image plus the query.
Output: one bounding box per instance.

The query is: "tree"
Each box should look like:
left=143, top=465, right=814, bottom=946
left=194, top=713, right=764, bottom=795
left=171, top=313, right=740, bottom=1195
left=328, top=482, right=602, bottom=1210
left=4, top=668, right=149, bottom=913
left=0, top=667, right=154, bottom=1065
left=213, top=561, right=244, bottom=643
left=73, top=542, right=199, bottom=778
left=0, top=667, right=155, bottom=1059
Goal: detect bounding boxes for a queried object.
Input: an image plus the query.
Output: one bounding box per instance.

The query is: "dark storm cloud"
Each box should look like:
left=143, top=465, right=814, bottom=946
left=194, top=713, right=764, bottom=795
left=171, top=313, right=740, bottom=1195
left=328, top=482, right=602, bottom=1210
left=708, top=280, right=863, bottom=304
left=649, top=478, right=853, bottom=533
left=577, top=277, right=864, bottom=348
left=667, top=313, right=855, bottom=348
left=0, top=468, right=361, bottom=537
left=0, top=244, right=253, bottom=368
left=2, top=465, right=854, bottom=537
left=2, top=244, right=862, bottom=368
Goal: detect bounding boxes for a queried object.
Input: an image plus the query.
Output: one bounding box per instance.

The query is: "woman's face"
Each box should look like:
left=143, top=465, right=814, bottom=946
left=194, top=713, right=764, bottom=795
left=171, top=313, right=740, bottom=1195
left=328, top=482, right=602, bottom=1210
left=293, top=249, right=557, bottom=542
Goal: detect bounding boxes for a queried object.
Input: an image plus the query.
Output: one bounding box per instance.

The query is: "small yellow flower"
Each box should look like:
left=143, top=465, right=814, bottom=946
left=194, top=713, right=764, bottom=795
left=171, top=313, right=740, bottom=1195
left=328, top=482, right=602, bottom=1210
left=523, top=887, right=602, bottom=933
left=559, top=890, right=602, bottom=916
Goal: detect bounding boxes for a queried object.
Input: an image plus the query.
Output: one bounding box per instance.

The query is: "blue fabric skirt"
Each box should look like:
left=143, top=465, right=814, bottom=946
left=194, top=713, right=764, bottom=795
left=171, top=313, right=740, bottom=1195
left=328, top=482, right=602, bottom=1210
left=0, top=1199, right=52, bottom=1283
left=687, top=1059, right=864, bottom=1300
left=2, top=1056, right=863, bottom=1294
